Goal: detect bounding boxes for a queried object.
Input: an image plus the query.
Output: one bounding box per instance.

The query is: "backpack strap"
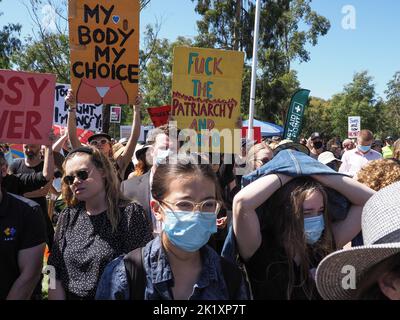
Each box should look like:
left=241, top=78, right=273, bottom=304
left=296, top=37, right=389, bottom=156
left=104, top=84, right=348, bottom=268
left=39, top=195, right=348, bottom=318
left=123, top=247, right=145, bottom=300
left=220, top=256, right=242, bottom=299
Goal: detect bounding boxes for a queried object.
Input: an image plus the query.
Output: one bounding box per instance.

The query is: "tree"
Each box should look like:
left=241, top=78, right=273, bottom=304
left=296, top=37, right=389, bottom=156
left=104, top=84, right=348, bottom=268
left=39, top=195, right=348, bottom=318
left=329, top=71, right=382, bottom=139
left=383, top=71, right=400, bottom=137
left=0, top=0, right=22, bottom=68
left=303, top=96, right=333, bottom=139
left=191, top=0, right=330, bottom=123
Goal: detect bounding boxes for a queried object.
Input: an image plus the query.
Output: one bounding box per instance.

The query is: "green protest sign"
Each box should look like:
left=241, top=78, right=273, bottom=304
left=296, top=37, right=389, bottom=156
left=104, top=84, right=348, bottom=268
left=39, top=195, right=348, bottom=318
left=283, top=89, right=310, bottom=141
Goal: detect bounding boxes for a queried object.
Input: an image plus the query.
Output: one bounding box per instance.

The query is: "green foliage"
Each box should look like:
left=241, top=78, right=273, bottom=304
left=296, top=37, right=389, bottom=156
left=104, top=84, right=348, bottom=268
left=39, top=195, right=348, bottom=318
left=0, top=0, right=22, bottom=68
left=191, top=0, right=330, bottom=123
left=12, top=33, right=70, bottom=83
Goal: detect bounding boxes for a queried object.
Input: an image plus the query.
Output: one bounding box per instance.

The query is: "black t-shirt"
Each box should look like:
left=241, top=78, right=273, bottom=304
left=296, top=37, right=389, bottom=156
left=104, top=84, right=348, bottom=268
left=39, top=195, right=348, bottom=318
left=47, top=202, right=153, bottom=300
left=2, top=172, right=48, bottom=195
left=0, top=191, right=46, bottom=299
left=244, top=231, right=323, bottom=300
left=9, top=159, right=54, bottom=248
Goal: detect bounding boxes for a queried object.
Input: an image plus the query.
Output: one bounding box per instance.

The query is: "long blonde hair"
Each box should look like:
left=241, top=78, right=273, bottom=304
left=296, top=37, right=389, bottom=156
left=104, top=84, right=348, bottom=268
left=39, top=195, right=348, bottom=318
left=62, top=147, right=121, bottom=232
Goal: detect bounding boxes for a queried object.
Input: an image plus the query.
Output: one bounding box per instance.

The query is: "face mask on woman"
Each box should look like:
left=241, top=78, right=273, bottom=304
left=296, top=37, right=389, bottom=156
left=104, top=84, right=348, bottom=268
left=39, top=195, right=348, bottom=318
left=162, top=209, right=217, bottom=252
left=304, top=214, right=325, bottom=245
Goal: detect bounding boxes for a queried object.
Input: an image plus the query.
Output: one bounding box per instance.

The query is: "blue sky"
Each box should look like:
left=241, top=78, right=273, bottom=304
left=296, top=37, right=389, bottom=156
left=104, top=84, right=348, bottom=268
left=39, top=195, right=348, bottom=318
left=2, top=0, right=399, bottom=100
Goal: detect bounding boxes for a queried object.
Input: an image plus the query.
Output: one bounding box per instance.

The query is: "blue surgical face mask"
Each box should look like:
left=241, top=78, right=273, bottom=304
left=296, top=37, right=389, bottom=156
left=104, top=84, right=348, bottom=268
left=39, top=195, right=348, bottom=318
left=155, top=149, right=172, bottom=165
left=358, top=145, right=371, bottom=153
left=304, top=214, right=325, bottom=245
left=162, top=209, right=217, bottom=252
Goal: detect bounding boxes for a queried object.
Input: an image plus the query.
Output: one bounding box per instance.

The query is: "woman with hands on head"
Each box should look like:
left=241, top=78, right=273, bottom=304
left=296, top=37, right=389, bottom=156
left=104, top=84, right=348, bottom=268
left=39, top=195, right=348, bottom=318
left=233, top=170, right=374, bottom=300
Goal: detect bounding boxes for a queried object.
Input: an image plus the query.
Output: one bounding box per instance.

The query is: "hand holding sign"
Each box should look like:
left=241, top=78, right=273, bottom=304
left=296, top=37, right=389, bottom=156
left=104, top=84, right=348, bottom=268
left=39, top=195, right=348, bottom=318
left=65, top=89, right=77, bottom=108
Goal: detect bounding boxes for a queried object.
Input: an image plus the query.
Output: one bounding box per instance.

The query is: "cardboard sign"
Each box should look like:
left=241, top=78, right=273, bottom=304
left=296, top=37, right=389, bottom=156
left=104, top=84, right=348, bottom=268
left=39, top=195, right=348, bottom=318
left=148, top=105, right=171, bottom=127
left=0, top=70, right=56, bottom=145
left=110, top=106, right=121, bottom=123
left=171, top=47, right=244, bottom=153
left=348, top=116, right=361, bottom=138
left=54, top=83, right=102, bottom=131
left=241, top=127, right=262, bottom=144
left=69, top=0, right=140, bottom=104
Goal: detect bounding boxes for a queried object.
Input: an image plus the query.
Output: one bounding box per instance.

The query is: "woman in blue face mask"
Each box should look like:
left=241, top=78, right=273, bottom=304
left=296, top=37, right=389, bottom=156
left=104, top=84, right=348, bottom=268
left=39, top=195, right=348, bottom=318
left=233, top=172, right=374, bottom=300
left=96, top=154, right=249, bottom=300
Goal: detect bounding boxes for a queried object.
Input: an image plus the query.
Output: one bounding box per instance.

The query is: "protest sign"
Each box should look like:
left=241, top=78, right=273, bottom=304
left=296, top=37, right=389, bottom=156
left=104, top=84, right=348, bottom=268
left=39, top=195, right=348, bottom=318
left=0, top=70, right=56, bottom=145
left=120, top=125, right=153, bottom=142
left=171, top=47, right=244, bottom=153
left=69, top=0, right=140, bottom=104
left=283, top=89, right=310, bottom=141
left=348, top=116, right=361, bottom=138
left=53, top=124, right=94, bottom=144
left=110, top=106, right=121, bottom=123
left=54, top=83, right=102, bottom=131
left=242, top=127, right=262, bottom=144
left=148, top=105, right=171, bottom=127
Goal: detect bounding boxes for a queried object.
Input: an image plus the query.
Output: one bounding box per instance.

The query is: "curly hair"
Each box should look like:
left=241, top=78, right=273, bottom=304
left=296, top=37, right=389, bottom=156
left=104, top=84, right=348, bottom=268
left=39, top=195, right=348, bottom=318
left=356, top=159, right=400, bottom=191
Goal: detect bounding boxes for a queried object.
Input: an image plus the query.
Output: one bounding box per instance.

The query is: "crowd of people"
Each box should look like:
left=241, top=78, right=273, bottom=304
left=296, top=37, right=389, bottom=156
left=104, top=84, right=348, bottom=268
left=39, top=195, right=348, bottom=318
left=1, top=89, right=400, bottom=300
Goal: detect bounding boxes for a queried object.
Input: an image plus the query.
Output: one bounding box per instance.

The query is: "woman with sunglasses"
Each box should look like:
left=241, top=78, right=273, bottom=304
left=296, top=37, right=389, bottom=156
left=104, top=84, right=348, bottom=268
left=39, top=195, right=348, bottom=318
left=66, top=89, right=141, bottom=181
left=48, top=147, right=153, bottom=300
left=96, top=154, right=248, bottom=300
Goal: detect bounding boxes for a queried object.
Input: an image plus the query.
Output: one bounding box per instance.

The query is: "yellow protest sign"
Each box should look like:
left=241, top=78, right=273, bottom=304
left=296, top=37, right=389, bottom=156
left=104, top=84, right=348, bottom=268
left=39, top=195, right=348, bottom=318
left=69, top=0, right=139, bottom=105
left=171, top=47, right=244, bottom=153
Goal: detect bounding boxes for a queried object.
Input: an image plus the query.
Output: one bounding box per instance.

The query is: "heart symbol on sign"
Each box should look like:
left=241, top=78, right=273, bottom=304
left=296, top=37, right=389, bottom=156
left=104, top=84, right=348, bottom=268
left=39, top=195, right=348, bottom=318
left=112, top=15, right=120, bottom=24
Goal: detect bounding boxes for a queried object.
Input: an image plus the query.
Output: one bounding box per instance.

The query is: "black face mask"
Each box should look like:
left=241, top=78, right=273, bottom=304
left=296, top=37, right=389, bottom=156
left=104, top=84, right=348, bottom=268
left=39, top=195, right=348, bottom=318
left=313, top=141, right=323, bottom=149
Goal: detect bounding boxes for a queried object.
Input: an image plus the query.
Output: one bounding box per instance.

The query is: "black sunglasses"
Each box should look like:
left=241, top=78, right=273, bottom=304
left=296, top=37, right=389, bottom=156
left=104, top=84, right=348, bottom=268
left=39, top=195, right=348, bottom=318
left=63, top=169, right=91, bottom=185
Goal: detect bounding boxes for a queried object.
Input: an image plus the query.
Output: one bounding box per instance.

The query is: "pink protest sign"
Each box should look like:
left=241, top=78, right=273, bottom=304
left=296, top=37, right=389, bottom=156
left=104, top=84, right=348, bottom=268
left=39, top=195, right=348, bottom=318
left=0, top=70, right=56, bottom=145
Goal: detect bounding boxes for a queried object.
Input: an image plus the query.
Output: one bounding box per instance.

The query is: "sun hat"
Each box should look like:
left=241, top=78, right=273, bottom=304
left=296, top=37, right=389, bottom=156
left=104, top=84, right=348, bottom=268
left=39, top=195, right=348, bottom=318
left=315, top=181, right=400, bottom=300
left=273, top=139, right=310, bottom=156
left=318, top=151, right=341, bottom=165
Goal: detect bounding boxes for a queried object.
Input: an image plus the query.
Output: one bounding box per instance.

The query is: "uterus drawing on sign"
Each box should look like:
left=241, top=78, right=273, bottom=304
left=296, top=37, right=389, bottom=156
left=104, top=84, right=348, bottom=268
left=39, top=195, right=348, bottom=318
left=76, top=78, right=129, bottom=105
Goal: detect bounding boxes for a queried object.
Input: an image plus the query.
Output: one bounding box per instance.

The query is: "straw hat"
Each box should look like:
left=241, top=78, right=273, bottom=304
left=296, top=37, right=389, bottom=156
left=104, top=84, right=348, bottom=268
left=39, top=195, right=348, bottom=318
left=315, top=181, right=400, bottom=300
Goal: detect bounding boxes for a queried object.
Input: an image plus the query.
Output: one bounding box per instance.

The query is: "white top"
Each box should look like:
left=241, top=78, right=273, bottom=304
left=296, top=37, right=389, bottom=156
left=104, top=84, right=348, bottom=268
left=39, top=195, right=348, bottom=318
left=338, top=148, right=382, bottom=177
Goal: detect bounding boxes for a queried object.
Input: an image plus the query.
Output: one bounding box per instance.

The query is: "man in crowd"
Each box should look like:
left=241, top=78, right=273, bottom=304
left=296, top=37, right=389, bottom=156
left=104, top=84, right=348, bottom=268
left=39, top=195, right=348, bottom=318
left=339, top=129, right=382, bottom=177
left=0, top=174, right=46, bottom=300
left=382, top=136, right=394, bottom=159
left=121, top=124, right=178, bottom=232
left=309, top=132, right=325, bottom=159
left=9, top=144, right=54, bottom=249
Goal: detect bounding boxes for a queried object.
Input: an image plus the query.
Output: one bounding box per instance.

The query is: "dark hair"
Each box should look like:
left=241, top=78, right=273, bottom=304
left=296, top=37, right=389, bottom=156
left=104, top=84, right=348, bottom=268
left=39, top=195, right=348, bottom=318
left=356, top=253, right=400, bottom=300
left=263, top=177, right=336, bottom=299
left=151, top=154, right=222, bottom=203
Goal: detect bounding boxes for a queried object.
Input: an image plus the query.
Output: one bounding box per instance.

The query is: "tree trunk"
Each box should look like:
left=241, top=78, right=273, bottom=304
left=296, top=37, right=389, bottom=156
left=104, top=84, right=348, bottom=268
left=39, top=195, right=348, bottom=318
left=234, top=0, right=242, bottom=51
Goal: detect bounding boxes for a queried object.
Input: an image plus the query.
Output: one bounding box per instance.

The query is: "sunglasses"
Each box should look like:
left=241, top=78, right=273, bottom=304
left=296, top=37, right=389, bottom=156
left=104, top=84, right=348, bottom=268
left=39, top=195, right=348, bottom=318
left=63, top=169, right=92, bottom=185
left=90, top=139, right=109, bottom=146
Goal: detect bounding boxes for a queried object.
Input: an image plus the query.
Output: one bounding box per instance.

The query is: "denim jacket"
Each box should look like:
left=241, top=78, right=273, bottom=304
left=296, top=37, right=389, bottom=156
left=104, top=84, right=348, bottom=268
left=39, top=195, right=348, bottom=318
left=222, top=149, right=351, bottom=263
left=96, top=235, right=249, bottom=300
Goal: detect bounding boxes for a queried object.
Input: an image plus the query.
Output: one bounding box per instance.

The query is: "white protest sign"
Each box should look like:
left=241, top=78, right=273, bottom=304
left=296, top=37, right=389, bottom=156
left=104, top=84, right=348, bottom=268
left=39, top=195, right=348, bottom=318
left=53, top=83, right=103, bottom=131
left=348, top=116, right=361, bottom=138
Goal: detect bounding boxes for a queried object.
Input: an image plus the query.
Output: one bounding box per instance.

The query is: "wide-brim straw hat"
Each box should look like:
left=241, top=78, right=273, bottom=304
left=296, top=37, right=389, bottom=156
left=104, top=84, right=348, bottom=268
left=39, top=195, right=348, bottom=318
left=316, top=181, right=400, bottom=300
